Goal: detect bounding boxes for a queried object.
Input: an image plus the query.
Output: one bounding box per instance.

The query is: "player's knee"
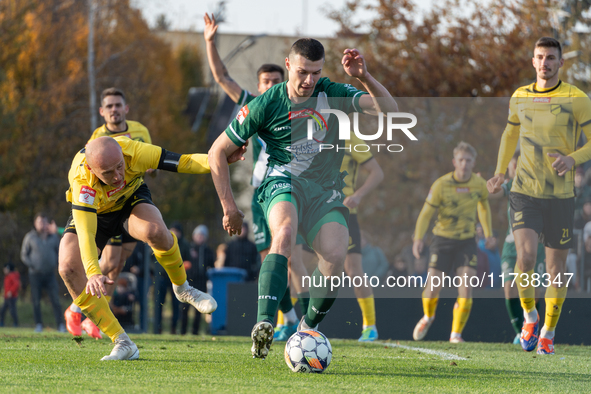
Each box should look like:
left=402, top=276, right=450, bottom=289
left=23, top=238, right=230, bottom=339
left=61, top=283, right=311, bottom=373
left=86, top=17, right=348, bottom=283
left=273, top=225, right=293, bottom=250
left=58, top=255, right=78, bottom=281
left=321, top=247, right=347, bottom=266
left=519, top=251, right=536, bottom=267
left=143, top=222, right=170, bottom=248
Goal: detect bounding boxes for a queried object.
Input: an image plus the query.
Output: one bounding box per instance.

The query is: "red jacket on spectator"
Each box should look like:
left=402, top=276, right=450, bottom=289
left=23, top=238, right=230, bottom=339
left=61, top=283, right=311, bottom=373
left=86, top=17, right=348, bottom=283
left=4, top=271, right=20, bottom=298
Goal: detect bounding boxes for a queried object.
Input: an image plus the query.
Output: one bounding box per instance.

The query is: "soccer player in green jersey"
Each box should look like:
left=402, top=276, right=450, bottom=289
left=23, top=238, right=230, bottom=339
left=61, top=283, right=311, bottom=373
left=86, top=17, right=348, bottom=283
left=208, top=38, right=397, bottom=358
left=203, top=13, right=306, bottom=340
left=488, top=37, right=591, bottom=355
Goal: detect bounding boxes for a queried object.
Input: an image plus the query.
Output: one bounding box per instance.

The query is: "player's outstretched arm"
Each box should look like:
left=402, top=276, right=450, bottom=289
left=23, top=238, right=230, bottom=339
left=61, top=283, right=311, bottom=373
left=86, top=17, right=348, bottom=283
left=341, top=48, right=398, bottom=114
left=208, top=133, right=245, bottom=236
left=204, top=13, right=243, bottom=103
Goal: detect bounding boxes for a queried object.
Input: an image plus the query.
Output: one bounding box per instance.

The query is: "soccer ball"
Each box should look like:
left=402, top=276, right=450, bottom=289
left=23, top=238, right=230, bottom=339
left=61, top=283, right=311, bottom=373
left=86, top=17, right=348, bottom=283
left=284, top=330, right=332, bottom=373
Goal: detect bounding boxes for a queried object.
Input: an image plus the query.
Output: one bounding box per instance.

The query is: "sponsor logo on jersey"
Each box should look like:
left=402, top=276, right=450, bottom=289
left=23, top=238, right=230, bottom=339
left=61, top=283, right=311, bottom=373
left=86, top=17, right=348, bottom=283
left=533, top=97, right=551, bottom=103
left=237, top=105, right=249, bottom=125
left=78, top=186, right=96, bottom=205
left=107, top=180, right=127, bottom=197
left=456, top=187, right=470, bottom=193
left=289, top=108, right=328, bottom=131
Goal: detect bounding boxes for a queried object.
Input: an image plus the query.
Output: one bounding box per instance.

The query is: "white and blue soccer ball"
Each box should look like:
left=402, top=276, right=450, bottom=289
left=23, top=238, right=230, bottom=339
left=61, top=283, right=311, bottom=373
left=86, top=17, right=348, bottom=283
left=284, top=330, right=332, bottom=373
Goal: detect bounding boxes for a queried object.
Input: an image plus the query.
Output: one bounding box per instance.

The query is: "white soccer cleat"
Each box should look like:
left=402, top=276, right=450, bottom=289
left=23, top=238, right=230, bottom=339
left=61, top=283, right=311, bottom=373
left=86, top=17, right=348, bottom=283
left=100, top=334, right=139, bottom=361
left=173, top=282, right=217, bottom=314
left=413, top=316, right=434, bottom=341
left=251, top=321, right=274, bottom=359
left=449, top=336, right=465, bottom=344
left=296, top=315, right=318, bottom=332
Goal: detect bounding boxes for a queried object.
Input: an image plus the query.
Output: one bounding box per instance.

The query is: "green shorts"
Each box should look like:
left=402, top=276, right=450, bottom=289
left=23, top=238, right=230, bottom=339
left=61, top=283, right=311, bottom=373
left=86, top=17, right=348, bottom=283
left=500, top=240, right=546, bottom=284
left=258, top=174, right=349, bottom=247
left=251, top=189, right=271, bottom=253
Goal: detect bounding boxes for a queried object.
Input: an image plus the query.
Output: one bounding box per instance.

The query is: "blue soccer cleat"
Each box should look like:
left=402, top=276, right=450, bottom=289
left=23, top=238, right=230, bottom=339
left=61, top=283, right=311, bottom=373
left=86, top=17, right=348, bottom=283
left=358, top=326, right=378, bottom=342
left=520, top=313, right=539, bottom=352
left=273, top=322, right=298, bottom=341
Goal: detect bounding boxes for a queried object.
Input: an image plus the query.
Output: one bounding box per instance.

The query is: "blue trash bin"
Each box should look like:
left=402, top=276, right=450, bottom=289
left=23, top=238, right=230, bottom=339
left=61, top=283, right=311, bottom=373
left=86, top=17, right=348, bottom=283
left=208, top=267, right=247, bottom=334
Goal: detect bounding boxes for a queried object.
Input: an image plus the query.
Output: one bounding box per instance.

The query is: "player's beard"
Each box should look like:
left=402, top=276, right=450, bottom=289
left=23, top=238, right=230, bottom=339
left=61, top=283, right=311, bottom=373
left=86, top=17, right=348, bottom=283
left=538, top=68, right=557, bottom=81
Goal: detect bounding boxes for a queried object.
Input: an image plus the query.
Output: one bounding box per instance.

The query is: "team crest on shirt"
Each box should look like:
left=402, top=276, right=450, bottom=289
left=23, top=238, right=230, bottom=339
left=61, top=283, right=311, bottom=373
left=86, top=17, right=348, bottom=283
left=533, top=97, right=551, bottom=103
left=78, top=186, right=96, bottom=205
left=237, top=105, right=249, bottom=125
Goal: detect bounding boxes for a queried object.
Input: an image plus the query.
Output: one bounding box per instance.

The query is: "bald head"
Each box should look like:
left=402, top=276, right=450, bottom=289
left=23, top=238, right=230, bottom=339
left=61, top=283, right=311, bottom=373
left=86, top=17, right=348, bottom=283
left=85, top=137, right=125, bottom=186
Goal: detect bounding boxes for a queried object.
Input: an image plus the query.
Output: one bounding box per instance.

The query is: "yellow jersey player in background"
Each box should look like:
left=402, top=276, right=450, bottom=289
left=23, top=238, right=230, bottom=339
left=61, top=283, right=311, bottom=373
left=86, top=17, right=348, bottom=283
left=64, top=88, right=154, bottom=339
left=413, top=142, right=493, bottom=343
left=340, top=132, right=384, bottom=341
left=59, top=136, right=246, bottom=360
left=487, top=37, right=591, bottom=355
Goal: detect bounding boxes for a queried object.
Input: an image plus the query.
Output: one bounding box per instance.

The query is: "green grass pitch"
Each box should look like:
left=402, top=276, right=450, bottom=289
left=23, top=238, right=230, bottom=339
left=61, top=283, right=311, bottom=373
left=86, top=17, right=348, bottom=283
left=0, top=329, right=589, bottom=393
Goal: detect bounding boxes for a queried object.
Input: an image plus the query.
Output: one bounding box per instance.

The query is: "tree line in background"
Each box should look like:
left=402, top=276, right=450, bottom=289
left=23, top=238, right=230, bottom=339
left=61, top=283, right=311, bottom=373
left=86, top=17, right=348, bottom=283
left=2, top=0, right=591, bottom=271
left=0, top=0, right=216, bottom=269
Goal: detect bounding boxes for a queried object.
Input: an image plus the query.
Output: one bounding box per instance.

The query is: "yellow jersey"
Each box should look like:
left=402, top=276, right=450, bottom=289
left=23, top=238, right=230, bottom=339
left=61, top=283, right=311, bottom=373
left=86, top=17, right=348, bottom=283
left=89, top=120, right=152, bottom=143
left=424, top=172, right=490, bottom=240
left=65, top=137, right=210, bottom=278
left=496, top=81, right=591, bottom=199
left=340, top=133, right=374, bottom=214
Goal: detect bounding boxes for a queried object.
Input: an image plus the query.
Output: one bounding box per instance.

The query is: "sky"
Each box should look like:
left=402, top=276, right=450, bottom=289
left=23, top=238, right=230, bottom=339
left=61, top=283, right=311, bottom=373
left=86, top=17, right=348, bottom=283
left=132, top=0, right=436, bottom=37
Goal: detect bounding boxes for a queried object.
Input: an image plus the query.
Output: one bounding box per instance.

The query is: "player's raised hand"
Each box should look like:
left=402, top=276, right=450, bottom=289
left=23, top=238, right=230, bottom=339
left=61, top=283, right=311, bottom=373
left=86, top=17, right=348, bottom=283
left=227, top=140, right=249, bottom=164
left=86, top=274, right=114, bottom=298
left=223, top=209, right=244, bottom=236
left=486, top=173, right=505, bottom=194
left=548, top=152, right=575, bottom=176
left=342, top=48, right=368, bottom=79
left=203, top=13, right=219, bottom=42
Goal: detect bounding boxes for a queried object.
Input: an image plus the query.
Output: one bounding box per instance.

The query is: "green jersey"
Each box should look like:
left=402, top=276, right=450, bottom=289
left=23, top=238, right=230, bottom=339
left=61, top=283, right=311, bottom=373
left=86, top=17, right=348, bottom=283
left=237, top=90, right=269, bottom=187
left=225, top=78, right=367, bottom=186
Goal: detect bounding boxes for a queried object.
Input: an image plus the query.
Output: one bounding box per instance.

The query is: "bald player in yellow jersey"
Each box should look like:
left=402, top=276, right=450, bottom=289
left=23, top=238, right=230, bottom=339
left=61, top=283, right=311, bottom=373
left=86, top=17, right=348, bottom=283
left=340, top=133, right=384, bottom=341
left=59, top=136, right=245, bottom=360
left=65, top=88, right=155, bottom=339
left=488, top=37, right=591, bottom=355
left=413, top=142, right=493, bottom=343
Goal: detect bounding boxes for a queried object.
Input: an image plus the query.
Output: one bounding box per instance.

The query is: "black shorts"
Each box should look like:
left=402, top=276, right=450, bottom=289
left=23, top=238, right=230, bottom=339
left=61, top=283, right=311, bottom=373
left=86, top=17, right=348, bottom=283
left=347, top=213, right=362, bottom=254
left=428, top=235, right=478, bottom=273
left=509, top=192, right=574, bottom=249
left=105, top=230, right=137, bottom=246
left=64, top=183, right=155, bottom=251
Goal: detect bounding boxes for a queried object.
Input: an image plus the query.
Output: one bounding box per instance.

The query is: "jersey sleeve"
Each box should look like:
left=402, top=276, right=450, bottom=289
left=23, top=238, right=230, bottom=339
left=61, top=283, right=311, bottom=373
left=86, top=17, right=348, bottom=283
left=425, top=179, right=443, bottom=208
left=350, top=132, right=373, bottom=164
left=494, top=96, right=521, bottom=175
left=118, top=137, right=162, bottom=171
left=225, top=96, right=265, bottom=147
left=325, top=80, right=369, bottom=113
left=569, top=92, right=591, bottom=165
left=70, top=179, right=102, bottom=278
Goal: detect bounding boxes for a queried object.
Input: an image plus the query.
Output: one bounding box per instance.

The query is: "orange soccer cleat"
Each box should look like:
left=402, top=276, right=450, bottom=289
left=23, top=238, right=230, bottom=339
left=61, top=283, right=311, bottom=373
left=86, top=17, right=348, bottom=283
left=81, top=318, right=103, bottom=339
left=64, top=308, right=82, bottom=336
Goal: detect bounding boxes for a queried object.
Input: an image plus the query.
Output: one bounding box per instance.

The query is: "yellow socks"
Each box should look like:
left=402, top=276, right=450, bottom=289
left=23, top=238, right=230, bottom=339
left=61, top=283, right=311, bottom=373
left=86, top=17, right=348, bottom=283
left=515, top=267, right=536, bottom=313
left=544, top=285, right=567, bottom=332
left=422, top=291, right=439, bottom=320
left=291, top=297, right=298, bottom=306
left=153, top=232, right=187, bottom=286
left=357, top=296, right=376, bottom=327
left=451, top=297, right=473, bottom=335
left=277, top=310, right=284, bottom=327
left=74, top=291, right=123, bottom=341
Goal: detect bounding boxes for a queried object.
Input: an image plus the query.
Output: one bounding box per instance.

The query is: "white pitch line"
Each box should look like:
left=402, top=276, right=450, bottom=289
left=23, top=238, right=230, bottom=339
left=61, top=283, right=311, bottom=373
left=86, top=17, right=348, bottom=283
left=375, top=342, right=468, bottom=361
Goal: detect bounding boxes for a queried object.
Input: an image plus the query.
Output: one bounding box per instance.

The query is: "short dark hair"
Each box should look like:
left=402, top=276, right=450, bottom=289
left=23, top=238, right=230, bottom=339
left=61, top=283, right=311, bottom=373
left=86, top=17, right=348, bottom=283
left=535, top=37, right=562, bottom=59
left=100, top=87, right=126, bottom=105
left=289, top=38, right=325, bottom=61
left=256, top=64, right=284, bottom=81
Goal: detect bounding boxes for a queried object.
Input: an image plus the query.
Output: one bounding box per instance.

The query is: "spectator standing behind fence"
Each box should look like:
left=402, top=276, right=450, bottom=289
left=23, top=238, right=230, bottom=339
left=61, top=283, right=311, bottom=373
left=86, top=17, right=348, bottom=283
left=181, top=225, right=215, bottom=335
left=20, top=213, right=66, bottom=332
left=223, top=223, right=260, bottom=282
left=153, top=223, right=189, bottom=334
left=1, top=263, right=20, bottom=327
